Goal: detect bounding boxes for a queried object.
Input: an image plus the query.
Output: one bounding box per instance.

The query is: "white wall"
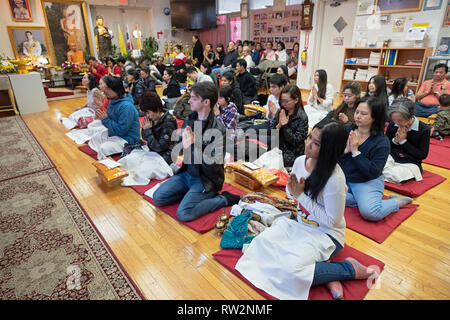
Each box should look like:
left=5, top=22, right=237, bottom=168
left=352, top=4, right=447, bottom=48
left=316, top=0, right=357, bottom=93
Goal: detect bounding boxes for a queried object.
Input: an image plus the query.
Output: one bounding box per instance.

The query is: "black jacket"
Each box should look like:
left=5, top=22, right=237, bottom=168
left=212, top=51, right=225, bottom=68
left=173, top=95, right=192, bottom=120
left=177, top=110, right=226, bottom=193
left=193, top=41, right=204, bottom=67
left=141, top=111, right=178, bottom=165
left=163, top=78, right=181, bottom=99
left=130, top=77, right=156, bottom=105
left=237, top=71, right=257, bottom=99
left=222, top=49, right=238, bottom=68
left=271, top=107, right=309, bottom=168
left=386, top=120, right=430, bottom=172
left=230, top=81, right=244, bottom=114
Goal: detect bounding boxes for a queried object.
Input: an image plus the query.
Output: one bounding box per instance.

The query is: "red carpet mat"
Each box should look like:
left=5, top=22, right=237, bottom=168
left=344, top=196, right=419, bottom=243
left=44, top=86, right=74, bottom=99
left=213, top=245, right=385, bottom=300
left=384, top=170, right=446, bottom=198
left=423, top=144, right=450, bottom=169
left=132, top=179, right=247, bottom=234
left=429, top=136, right=450, bottom=148
left=78, top=145, right=121, bottom=161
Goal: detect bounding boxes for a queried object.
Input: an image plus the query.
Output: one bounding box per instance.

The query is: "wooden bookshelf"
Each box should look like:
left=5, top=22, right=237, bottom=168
left=340, top=47, right=434, bottom=94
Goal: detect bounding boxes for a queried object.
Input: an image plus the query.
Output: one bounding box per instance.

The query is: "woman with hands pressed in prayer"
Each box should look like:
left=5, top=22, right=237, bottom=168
left=235, top=118, right=379, bottom=300
left=338, top=96, right=413, bottom=222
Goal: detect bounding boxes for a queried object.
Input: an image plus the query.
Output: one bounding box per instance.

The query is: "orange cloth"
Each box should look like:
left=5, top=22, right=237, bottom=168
left=69, top=50, right=85, bottom=64
left=419, top=79, right=450, bottom=106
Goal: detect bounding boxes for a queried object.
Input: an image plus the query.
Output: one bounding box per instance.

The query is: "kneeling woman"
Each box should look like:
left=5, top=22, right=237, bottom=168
left=90, top=76, right=141, bottom=159
left=235, top=119, right=379, bottom=300
left=339, top=96, right=413, bottom=221
left=140, top=91, right=178, bottom=165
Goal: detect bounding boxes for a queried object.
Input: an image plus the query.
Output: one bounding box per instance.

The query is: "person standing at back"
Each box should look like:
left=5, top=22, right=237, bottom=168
left=192, top=35, right=204, bottom=68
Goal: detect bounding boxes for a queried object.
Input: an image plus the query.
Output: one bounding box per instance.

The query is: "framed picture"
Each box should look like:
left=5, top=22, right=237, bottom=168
left=375, top=0, right=423, bottom=14
left=356, top=0, right=375, bottom=15
left=40, top=0, right=93, bottom=66
left=9, top=0, right=33, bottom=22
left=7, top=26, right=51, bottom=64
left=240, top=2, right=248, bottom=19
left=445, top=2, right=450, bottom=26
left=423, top=0, right=443, bottom=10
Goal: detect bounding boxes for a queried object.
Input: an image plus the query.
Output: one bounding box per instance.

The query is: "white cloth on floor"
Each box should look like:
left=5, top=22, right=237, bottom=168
left=383, top=155, right=423, bottom=184
left=61, top=107, right=96, bottom=130
left=117, top=146, right=173, bottom=186
left=235, top=216, right=336, bottom=300
left=253, top=147, right=287, bottom=173
left=230, top=201, right=291, bottom=227
left=87, top=120, right=126, bottom=160
left=61, top=117, right=78, bottom=130
left=144, top=181, right=165, bottom=199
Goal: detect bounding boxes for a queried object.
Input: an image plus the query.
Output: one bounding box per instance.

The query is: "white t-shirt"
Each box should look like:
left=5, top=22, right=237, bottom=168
left=306, top=83, right=334, bottom=127
left=244, top=54, right=255, bottom=71
left=275, top=49, right=288, bottom=62
left=286, top=155, right=347, bottom=246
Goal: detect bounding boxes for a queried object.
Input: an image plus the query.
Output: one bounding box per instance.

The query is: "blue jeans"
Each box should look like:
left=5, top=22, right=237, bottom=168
left=212, top=67, right=235, bottom=79
left=312, top=235, right=355, bottom=286
left=346, top=175, right=399, bottom=222
left=152, top=171, right=227, bottom=222
left=415, top=102, right=439, bottom=117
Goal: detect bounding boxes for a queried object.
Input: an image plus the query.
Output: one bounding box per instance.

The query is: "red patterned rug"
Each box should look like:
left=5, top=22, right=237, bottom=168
left=0, top=116, right=54, bottom=182
left=0, top=116, right=144, bottom=300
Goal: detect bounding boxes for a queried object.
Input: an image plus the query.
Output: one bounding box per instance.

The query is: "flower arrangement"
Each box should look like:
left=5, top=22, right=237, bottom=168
left=62, top=61, right=76, bottom=70
left=0, top=53, right=16, bottom=74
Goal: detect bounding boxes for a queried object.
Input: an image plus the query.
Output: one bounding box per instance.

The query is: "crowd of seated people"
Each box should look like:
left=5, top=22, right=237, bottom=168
left=74, top=35, right=450, bottom=300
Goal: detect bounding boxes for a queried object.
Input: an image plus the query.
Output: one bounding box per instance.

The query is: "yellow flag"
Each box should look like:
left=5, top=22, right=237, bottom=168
left=136, top=24, right=142, bottom=50
left=117, top=24, right=127, bottom=56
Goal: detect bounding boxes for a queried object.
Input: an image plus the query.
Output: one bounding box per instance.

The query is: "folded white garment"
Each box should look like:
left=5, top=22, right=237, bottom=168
left=118, top=147, right=173, bottom=186
left=61, top=117, right=78, bottom=130
left=383, top=155, right=423, bottom=184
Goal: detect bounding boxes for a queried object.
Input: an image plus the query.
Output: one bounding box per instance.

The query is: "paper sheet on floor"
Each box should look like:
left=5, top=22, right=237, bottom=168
left=65, top=129, right=91, bottom=145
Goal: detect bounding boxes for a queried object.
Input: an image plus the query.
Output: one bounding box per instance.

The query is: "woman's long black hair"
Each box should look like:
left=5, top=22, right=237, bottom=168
left=366, top=75, right=388, bottom=107
left=87, top=74, right=98, bottom=91
left=316, top=69, right=328, bottom=99
left=304, top=118, right=349, bottom=200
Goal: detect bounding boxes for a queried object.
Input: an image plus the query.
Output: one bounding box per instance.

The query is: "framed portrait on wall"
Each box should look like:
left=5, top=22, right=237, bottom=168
left=40, top=0, right=93, bottom=66
left=7, top=26, right=51, bottom=64
left=423, top=0, right=443, bottom=11
left=356, top=0, right=375, bottom=15
left=445, top=2, right=450, bottom=26
left=9, top=0, right=33, bottom=22
left=375, top=0, right=423, bottom=14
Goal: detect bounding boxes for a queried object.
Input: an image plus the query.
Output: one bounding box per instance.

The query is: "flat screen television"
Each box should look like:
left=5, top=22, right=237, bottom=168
left=170, top=0, right=217, bottom=30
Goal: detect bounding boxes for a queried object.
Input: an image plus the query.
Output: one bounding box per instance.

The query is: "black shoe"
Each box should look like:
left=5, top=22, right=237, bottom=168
left=221, top=191, right=241, bottom=206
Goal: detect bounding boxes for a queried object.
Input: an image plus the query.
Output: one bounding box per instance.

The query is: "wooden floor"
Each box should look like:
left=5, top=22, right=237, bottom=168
left=17, top=96, right=450, bottom=300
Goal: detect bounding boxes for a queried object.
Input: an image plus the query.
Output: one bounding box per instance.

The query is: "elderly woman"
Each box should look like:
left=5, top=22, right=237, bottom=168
left=384, top=98, right=430, bottom=183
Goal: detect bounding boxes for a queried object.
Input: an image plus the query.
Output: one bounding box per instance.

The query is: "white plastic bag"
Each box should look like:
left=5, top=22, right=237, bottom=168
left=253, top=147, right=287, bottom=173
